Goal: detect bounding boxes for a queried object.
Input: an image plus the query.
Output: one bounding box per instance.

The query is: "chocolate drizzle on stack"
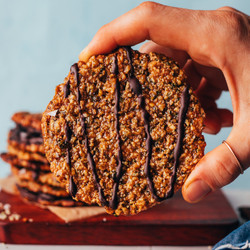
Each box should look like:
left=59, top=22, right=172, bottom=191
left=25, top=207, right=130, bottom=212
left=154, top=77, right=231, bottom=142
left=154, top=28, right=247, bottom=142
left=10, top=124, right=43, bottom=145
left=63, top=48, right=190, bottom=209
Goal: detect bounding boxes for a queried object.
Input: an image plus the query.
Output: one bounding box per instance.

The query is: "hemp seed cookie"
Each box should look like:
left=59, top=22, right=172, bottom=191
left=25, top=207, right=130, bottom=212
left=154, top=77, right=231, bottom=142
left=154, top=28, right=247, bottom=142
left=12, top=112, right=42, bottom=132
left=0, top=153, right=51, bottom=172
left=9, top=112, right=44, bottom=154
left=16, top=179, right=69, bottom=197
left=10, top=165, right=64, bottom=188
left=16, top=185, right=84, bottom=207
left=1, top=112, right=88, bottom=207
left=7, top=145, right=48, bottom=163
left=42, top=47, right=205, bottom=216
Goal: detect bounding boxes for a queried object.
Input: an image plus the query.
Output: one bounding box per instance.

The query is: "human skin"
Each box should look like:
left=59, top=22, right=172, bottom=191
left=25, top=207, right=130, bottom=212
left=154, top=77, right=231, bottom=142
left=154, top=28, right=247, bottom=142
left=79, top=2, right=250, bottom=203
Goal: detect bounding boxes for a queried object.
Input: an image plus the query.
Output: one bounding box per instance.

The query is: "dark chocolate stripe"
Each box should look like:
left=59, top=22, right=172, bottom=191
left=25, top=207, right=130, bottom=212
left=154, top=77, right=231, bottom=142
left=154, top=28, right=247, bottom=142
left=16, top=185, right=77, bottom=203
left=64, top=122, right=72, bottom=169
left=65, top=122, right=72, bottom=143
left=111, top=55, right=118, bottom=74
left=125, top=47, right=190, bottom=201
left=63, top=66, right=78, bottom=198
left=9, top=125, right=43, bottom=145
left=124, top=47, right=159, bottom=201
left=63, top=80, right=70, bottom=98
left=69, top=175, right=77, bottom=197
left=164, top=86, right=190, bottom=199
left=70, top=63, right=107, bottom=206
left=109, top=55, right=123, bottom=209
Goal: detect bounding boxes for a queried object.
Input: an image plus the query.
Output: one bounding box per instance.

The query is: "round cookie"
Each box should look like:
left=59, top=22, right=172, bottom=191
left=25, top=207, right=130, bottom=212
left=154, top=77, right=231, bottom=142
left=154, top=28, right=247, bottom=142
left=8, top=126, right=44, bottom=154
left=16, top=179, right=69, bottom=197
left=11, top=165, right=64, bottom=188
left=0, top=153, right=51, bottom=172
left=42, top=47, right=205, bottom=216
left=7, top=145, right=48, bottom=163
left=16, top=185, right=84, bottom=207
left=8, top=112, right=44, bottom=154
left=11, top=112, right=42, bottom=132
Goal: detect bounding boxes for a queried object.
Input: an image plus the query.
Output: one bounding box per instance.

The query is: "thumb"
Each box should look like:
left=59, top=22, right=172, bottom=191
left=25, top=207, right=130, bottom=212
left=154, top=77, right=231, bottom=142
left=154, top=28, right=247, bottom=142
left=182, top=135, right=246, bottom=203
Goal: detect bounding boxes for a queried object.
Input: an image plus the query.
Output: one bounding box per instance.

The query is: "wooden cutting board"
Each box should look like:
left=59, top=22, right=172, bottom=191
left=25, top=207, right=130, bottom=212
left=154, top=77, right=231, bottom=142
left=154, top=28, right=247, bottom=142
left=0, top=189, right=238, bottom=246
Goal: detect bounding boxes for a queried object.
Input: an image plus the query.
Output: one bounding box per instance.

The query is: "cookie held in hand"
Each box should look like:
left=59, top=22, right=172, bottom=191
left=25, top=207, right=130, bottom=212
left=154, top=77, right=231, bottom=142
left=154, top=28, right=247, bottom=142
left=42, top=47, right=205, bottom=215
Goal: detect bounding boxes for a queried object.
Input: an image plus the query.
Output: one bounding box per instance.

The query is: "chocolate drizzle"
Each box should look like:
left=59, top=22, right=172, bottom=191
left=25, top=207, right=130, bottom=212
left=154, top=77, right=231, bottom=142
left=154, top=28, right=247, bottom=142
left=156, top=87, right=190, bottom=200
left=64, top=122, right=72, bottom=169
left=67, top=63, right=107, bottom=205
left=109, top=55, right=123, bottom=209
left=63, top=80, right=70, bottom=98
left=166, top=86, right=190, bottom=198
left=16, top=184, right=78, bottom=203
left=124, top=47, right=190, bottom=201
left=63, top=67, right=77, bottom=198
left=64, top=121, right=74, bottom=195
left=111, top=55, right=118, bottom=74
left=63, top=49, right=190, bottom=208
left=9, top=124, right=43, bottom=145
left=69, top=175, right=77, bottom=197
left=124, top=47, right=159, bottom=200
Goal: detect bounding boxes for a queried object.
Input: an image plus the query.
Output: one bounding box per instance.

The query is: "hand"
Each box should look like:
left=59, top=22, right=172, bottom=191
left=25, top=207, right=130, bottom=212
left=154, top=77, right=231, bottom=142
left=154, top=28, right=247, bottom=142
left=79, top=2, right=250, bottom=203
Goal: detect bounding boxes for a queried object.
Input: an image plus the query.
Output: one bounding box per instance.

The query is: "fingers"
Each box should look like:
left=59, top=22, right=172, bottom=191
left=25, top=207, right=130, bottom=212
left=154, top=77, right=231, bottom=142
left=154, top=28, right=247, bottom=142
left=139, top=41, right=190, bottom=68
left=138, top=42, right=233, bottom=134
left=203, top=108, right=233, bottom=134
left=79, top=2, right=227, bottom=68
left=183, top=125, right=250, bottom=203
left=192, top=62, right=228, bottom=91
left=182, top=143, right=241, bottom=203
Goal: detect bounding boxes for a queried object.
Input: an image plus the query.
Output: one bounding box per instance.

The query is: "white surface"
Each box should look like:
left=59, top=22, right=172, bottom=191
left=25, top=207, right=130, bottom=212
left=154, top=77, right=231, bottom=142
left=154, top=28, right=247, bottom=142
left=222, top=189, right=250, bottom=220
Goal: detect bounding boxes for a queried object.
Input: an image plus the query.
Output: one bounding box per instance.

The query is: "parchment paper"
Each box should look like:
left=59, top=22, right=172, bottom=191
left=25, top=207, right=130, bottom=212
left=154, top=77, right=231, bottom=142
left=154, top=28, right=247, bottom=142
left=0, top=176, right=105, bottom=223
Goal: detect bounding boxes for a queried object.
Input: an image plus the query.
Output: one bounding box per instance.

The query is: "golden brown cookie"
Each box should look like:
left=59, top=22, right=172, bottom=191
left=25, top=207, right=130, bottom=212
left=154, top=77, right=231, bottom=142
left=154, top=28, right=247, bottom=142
left=0, top=153, right=50, bottom=171
left=7, top=145, right=48, bottom=163
left=11, top=165, right=64, bottom=188
left=8, top=112, right=44, bottom=154
left=8, top=130, right=44, bottom=154
left=16, top=179, right=69, bottom=197
left=11, top=112, right=42, bottom=132
left=16, top=185, right=84, bottom=207
left=42, top=47, right=205, bottom=216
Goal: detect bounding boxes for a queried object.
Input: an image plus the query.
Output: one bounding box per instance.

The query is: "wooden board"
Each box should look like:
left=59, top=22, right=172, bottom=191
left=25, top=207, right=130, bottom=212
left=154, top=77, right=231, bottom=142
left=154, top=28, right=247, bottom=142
left=0, top=189, right=238, bottom=246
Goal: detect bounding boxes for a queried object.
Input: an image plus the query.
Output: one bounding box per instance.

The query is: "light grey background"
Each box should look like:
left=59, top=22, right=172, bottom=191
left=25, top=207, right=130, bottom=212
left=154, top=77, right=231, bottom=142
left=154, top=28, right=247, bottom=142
left=0, top=0, right=249, bottom=190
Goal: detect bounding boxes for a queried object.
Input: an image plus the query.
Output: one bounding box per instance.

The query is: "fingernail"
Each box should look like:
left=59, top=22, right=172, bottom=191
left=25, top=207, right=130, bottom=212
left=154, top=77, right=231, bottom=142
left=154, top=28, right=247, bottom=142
left=79, top=47, right=92, bottom=62
left=185, top=179, right=211, bottom=203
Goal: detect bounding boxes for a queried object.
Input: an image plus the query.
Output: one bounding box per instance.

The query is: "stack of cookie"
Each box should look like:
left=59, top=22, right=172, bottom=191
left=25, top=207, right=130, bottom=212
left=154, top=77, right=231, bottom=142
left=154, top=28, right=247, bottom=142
left=0, top=112, right=82, bottom=206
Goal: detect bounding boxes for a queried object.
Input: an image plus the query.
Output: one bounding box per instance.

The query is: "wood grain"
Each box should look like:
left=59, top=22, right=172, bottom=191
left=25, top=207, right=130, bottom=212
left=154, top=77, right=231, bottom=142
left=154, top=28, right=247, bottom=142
left=0, top=189, right=238, bottom=245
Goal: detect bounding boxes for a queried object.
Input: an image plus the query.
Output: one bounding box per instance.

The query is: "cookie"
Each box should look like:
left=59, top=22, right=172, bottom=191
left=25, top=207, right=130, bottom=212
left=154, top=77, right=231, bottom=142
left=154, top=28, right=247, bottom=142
left=0, top=153, right=50, bottom=172
left=11, top=112, right=42, bottom=132
left=16, top=185, right=84, bottom=207
left=16, top=179, right=69, bottom=197
left=7, top=145, right=48, bottom=163
left=42, top=47, right=206, bottom=216
left=1, top=112, right=89, bottom=208
left=8, top=126, right=44, bottom=154
left=11, top=165, right=64, bottom=188
left=8, top=112, right=44, bottom=154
